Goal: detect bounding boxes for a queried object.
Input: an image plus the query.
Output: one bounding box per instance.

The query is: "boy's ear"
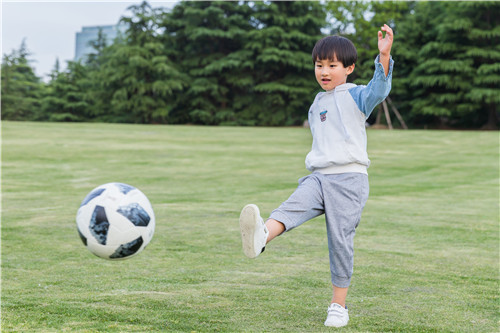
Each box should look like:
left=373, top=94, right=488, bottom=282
left=346, top=63, right=355, bottom=75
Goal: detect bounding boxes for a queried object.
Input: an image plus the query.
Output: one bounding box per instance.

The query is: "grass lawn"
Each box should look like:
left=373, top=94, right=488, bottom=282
left=1, top=121, right=498, bottom=332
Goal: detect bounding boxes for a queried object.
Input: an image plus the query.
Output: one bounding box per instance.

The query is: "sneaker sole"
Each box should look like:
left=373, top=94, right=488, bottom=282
left=239, top=204, right=260, bottom=259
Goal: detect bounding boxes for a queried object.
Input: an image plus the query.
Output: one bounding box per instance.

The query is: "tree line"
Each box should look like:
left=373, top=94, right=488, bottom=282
left=2, top=1, right=499, bottom=129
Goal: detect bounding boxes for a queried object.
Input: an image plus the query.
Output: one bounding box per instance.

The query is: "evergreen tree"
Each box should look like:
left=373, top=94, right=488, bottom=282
left=247, top=1, right=325, bottom=126
left=40, top=60, right=92, bottom=121
left=95, top=1, right=185, bottom=123
left=461, top=1, right=500, bottom=129
left=1, top=40, right=45, bottom=120
left=398, top=1, right=500, bottom=129
left=86, top=29, right=108, bottom=70
left=83, top=27, right=115, bottom=120
left=49, top=57, right=60, bottom=81
left=160, top=1, right=254, bottom=125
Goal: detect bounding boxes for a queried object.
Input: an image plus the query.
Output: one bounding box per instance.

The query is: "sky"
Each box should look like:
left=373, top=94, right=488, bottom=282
left=1, top=0, right=177, bottom=81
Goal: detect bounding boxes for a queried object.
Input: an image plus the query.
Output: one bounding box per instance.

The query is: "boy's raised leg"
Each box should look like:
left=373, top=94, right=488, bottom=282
left=239, top=205, right=285, bottom=258
left=264, top=218, right=285, bottom=242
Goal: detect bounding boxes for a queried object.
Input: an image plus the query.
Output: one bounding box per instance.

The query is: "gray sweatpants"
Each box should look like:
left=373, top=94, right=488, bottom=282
left=269, top=172, right=369, bottom=288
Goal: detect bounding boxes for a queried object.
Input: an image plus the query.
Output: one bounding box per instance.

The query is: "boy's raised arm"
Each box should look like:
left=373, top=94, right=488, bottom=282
left=378, top=24, right=393, bottom=77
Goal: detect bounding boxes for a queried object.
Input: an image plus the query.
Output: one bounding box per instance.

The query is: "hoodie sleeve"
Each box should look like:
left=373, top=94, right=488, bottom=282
left=348, top=55, right=394, bottom=118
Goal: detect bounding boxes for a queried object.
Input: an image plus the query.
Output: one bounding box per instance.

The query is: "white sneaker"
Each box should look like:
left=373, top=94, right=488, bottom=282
left=324, top=303, right=349, bottom=327
left=239, top=204, right=269, bottom=258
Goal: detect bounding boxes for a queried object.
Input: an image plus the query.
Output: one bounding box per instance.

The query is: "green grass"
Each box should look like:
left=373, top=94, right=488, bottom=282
left=2, top=121, right=498, bottom=332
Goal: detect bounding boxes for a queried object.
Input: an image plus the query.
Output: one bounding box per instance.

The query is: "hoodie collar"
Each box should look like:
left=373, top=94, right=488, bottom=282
left=324, top=83, right=356, bottom=94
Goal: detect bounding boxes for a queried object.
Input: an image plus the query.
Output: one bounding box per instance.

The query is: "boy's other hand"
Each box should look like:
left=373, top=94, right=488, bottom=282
left=378, top=24, right=393, bottom=56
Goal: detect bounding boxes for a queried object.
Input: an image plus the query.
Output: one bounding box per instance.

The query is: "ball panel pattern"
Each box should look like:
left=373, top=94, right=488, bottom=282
left=115, top=183, right=135, bottom=195
left=77, top=227, right=87, bottom=246
left=80, top=188, right=105, bottom=207
left=117, top=203, right=151, bottom=227
left=89, top=205, right=110, bottom=245
left=110, top=236, right=144, bottom=258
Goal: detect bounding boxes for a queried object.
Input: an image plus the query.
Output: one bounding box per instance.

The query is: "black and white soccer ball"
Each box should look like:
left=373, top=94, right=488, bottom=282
left=76, top=183, right=155, bottom=260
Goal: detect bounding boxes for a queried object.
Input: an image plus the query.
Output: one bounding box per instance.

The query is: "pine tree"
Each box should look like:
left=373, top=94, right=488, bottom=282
left=247, top=1, right=326, bottom=126
left=96, top=1, right=185, bottom=123
left=159, top=1, right=254, bottom=125
left=461, top=1, right=500, bottom=129
left=83, top=25, right=119, bottom=121
left=86, top=29, right=108, bottom=70
left=1, top=40, right=45, bottom=120
left=40, top=60, right=92, bottom=122
left=400, top=1, right=500, bottom=128
left=48, top=58, right=60, bottom=81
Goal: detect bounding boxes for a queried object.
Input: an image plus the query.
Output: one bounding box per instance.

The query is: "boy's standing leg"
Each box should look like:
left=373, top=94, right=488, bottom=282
left=325, top=286, right=350, bottom=327
left=323, top=173, right=369, bottom=327
left=331, top=285, right=348, bottom=307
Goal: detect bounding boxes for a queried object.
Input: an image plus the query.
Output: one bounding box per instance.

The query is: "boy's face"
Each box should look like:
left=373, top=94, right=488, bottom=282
left=314, top=57, right=355, bottom=91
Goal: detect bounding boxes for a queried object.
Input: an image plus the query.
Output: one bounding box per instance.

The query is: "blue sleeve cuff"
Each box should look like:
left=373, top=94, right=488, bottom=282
left=374, top=54, right=394, bottom=80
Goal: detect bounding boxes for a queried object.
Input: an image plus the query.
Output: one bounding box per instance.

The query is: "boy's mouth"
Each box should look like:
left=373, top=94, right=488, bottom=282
left=321, top=79, right=331, bottom=84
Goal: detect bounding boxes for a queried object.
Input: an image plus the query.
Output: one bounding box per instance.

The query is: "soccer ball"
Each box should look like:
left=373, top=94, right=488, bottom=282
left=76, top=183, right=155, bottom=260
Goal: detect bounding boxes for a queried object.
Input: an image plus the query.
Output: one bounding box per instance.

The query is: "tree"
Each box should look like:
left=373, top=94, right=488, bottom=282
left=1, top=40, right=45, bottom=120
left=247, top=1, right=326, bottom=126
left=84, top=26, right=118, bottom=120
left=40, top=60, right=92, bottom=122
left=398, top=1, right=500, bottom=129
left=160, top=1, right=254, bottom=125
left=86, top=29, right=109, bottom=70
left=461, top=1, right=500, bottom=129
left=39, top=29, right=107, bottom=122
left=94, top=1, right=185, bottom=123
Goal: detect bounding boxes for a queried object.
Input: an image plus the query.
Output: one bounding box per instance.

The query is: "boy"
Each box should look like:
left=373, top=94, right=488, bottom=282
left=239, top=25, right=393, bottom=327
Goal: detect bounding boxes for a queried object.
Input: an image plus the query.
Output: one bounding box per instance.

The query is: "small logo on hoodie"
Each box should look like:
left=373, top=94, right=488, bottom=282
left=320, top=110, right=328, bottom=122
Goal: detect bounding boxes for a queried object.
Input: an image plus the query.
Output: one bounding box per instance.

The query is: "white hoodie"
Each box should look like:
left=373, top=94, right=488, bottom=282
left=305, top=56, right=394, bottom=175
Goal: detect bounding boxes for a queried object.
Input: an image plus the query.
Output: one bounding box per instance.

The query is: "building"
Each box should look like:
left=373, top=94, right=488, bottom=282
left=74, top=24, right=125, bottom=61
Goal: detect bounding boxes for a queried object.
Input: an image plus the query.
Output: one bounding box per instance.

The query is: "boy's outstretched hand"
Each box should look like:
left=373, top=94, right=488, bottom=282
left=378, top=24, right=393, bottom=77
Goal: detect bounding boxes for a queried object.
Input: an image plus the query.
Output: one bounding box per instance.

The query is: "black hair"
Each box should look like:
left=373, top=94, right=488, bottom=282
left=312, top=36, right=357, bottom=67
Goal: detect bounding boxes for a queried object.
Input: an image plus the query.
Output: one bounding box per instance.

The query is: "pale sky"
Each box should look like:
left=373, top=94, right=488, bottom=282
left=1, top=0, right=177, bottom=80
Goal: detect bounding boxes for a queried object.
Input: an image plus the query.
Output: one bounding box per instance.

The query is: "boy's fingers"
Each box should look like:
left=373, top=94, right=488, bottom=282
left=378, top=31, right=383, bottom=40
left=381, top=25, right=393, bottom=37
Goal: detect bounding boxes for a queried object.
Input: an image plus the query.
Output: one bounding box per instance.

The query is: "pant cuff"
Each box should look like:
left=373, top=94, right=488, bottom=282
left=268, top=210, right=294, bottom=231
left=332, top=275, right=351, bottom=288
